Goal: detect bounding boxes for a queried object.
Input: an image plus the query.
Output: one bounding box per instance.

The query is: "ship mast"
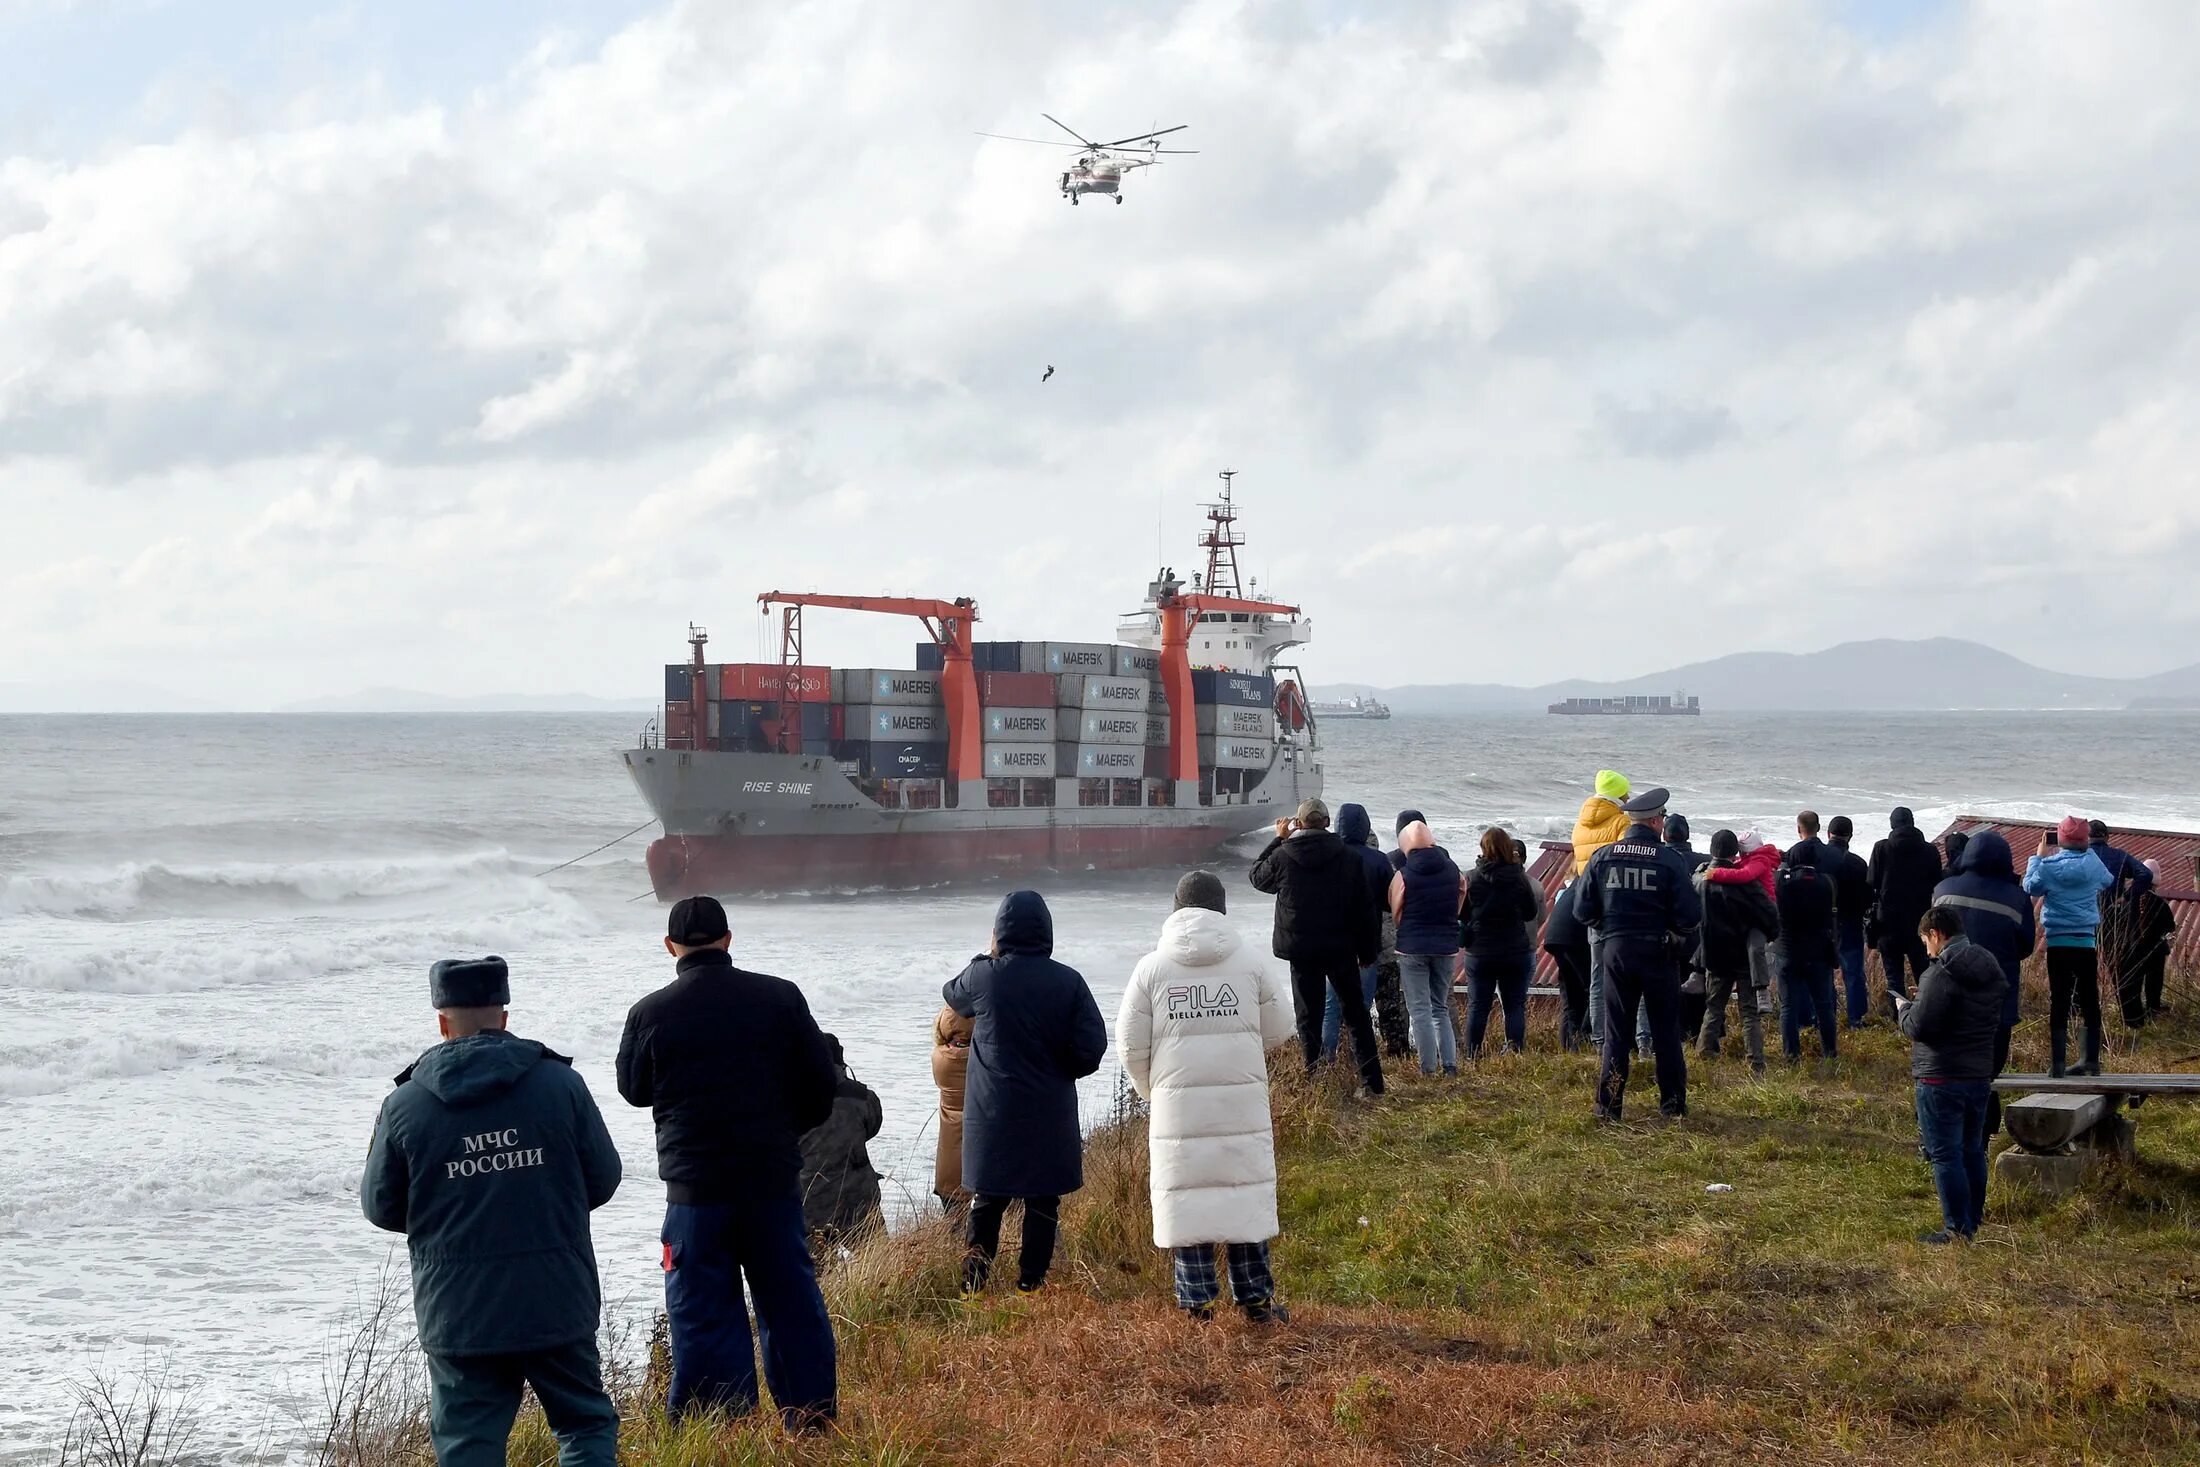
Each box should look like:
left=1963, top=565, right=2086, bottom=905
left=1198, top=469, right=1244, bottom=598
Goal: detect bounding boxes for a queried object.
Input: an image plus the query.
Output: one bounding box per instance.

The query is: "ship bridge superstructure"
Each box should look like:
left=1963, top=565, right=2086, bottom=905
left=1117, top=472, right=1312, bottom=673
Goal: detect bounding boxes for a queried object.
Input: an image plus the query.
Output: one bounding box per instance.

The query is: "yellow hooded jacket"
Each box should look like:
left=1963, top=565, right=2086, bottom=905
left=1571, top=771, right=1633, bottom=874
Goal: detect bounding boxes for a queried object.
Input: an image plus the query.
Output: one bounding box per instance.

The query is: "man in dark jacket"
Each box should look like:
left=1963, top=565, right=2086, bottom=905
left=1541, top=873, right=1594, bottom=1053
left=1931, top=830, right=2036, bottom=1136
left=1252, top=798, right=1385, bottom=1095
left=1898, top=908, right=2008, bottom=1243
left=1572, top=787, right=1703, bottom=1120
left=1696, top=831, right=1777, bottom=1072
left=944, top=889, right=1108, bottom=1294
left=617, top=896, right=839, bottom=1428
left=1775, top=842, right=1842, bottom=1061
left=1328, top=803, right=1411, bottom=1061
left=2088, top=820, right=2156, bottom=1027
left=1664, top=814, right=1713, bottom=873
left=1869, top=807, right=1944, bottom=1005
left=1823, top=817, right=1874, bottom=1029
left=363, top=957, right=622, bottom=1467
left=797, top=1034, right=885, bottom=1250
left=2132, top=860, right=2177, bottom=1019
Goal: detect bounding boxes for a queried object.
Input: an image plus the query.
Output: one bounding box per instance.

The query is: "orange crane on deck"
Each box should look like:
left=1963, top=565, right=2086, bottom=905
left=758, top=592, right=984, bottom=786
left=1154, top=591, right=1302, bottom=785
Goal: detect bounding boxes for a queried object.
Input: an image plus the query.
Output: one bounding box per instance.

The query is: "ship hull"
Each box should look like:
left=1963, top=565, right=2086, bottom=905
left=622, top=747, right=1321, bottom=896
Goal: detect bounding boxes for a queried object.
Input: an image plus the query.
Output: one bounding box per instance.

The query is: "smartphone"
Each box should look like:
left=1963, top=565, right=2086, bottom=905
left=2045, top=831, right=2059, bottom=847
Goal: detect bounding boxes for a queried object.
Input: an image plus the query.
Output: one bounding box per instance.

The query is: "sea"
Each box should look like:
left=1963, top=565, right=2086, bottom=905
left=4, top=710, right=2196, bottom=1458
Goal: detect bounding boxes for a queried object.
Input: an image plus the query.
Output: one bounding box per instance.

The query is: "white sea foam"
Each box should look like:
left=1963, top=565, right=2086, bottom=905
left=0, top=849, right=536, bottom=919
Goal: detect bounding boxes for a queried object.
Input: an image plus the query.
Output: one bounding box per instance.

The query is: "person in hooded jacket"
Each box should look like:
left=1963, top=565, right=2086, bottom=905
left=1942, top=831, right=1969, bottom=872
left=931, top=1006, right=974, bottom=1214
left=1252, top=799, right=1385, bottom=1095
left=1323, top=803, right=1410, bottom=1063
left=1695, top=831, right=1776, bottom=1073
left=364, top=957, right=623, bottom=1467
left=1541, top=872, right=1594, bottom=1052
left=1117, top=871, right=1297, bottom=1322
left=797, top=1035, right=884, bottom=1250
left=1460, top=826, right=1542, bottom=1057
left=619, top=897, right=840, bottom=1427
left=1664, top=814, right=1713, bottom=874
left=1930, top=830, right=2035, bottom=1136
left=1824, top=817, right=1874, bottom=1029
left=944, top=890, right=1109, bottom=1294
left=2023, top=818, right=2116, bottom=1076
left=2131, top=860, right=2177, bottom=1018
left=1388, top=819, right=1466, bottom=1073
left=1774, top=841, right=1842, bottom=1061
left=1869, top=807, right=1945, bottom=1004
left=1898, top=907, right=2009, bottom=1243
left=2089, top=820, right=2156, bottom=1027
left=1572, top=771, right=1633, bottom=1047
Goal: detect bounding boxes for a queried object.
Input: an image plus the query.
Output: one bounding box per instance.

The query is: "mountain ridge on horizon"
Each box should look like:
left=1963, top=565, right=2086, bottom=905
left=1328, top=637, right=2200, bottom=713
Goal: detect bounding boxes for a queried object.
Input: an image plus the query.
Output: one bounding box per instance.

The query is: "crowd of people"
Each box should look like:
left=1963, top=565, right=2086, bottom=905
left=355, top=784, right=2178, bottom=1460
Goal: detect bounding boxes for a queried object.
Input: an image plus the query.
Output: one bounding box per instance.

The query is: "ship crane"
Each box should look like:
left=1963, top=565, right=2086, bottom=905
left=757, top=591, right=984, bottom=787
left=1153, top=590, right=1301, bottom=785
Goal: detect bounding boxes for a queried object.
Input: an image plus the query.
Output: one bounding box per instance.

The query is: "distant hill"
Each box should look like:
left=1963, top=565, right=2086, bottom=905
left=1373, top=638, right=2200, bottom=713
left=277, top=688, right=655, bottom=713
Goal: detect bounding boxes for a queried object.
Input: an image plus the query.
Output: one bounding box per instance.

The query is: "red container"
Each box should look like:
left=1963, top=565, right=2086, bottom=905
left=977, top=671, right=1057, bottom=707
left=720, top=664, right=831, bottom=701
left=828, top=705, right=845, bottom=741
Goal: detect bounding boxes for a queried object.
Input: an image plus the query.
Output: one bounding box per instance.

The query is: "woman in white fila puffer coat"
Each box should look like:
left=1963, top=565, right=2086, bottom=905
left=1117, top=870, right=1297, bottom=1320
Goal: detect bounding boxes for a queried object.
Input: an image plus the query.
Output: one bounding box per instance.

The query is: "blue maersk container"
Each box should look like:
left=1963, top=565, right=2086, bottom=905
left=1190, top=670, right=1274, bottom=708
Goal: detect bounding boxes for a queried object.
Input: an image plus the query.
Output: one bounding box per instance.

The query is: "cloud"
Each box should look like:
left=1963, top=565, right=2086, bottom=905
left=3, top=0, right=2200, bottom=699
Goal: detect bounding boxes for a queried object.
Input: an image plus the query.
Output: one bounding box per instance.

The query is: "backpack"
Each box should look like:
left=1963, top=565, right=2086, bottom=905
left=1775, top=858, right=1836, bottom=937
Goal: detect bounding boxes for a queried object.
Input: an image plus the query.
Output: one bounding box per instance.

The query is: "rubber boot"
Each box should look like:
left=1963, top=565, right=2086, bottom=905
left=2077, top=1025, right=2102, bottom=1078
left=2049, top=1025, right=2068, bottom=1079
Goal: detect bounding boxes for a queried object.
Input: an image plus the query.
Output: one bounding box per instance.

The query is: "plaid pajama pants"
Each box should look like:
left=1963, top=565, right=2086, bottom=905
left=1171, top=1242, right=1274, bottom=1310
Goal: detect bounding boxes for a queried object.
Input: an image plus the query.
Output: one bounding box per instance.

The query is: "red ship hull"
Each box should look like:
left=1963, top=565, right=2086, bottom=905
left=646, top=824, right=1251, bottom=897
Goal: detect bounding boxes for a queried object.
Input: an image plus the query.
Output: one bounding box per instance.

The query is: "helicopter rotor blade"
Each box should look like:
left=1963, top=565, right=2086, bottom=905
left=1098, top=123, right=1189, bottom=148
left=1042, top=113, right=1099, bottom=148
left=974, top=131, right=1086, bottom=148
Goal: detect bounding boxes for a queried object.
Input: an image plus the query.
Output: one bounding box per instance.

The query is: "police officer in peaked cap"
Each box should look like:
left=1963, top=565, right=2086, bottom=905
left=362, top=957, right=624, bottom=1467
left=1569, top=788, right=1704, bottom=1120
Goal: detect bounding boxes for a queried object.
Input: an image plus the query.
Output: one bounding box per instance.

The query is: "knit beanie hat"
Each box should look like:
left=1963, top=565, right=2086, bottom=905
left=2057, top=815, right=2090, bottom=848
left=1594, top=769, right=1630, bottom=802
left=1174, top=870, right=1227, bottom=913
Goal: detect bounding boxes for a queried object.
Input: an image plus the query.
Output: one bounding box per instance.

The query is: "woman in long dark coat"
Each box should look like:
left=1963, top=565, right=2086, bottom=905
left=942, top=890, right=1107, bottom=1294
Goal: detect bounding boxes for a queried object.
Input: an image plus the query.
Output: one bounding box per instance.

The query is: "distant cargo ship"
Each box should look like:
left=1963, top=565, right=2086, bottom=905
left=622, top=476, right=1326, bottom=895
left=1548, top=691, right=1702, bottom=716
left=1309, top=695, right=1390, bottom=720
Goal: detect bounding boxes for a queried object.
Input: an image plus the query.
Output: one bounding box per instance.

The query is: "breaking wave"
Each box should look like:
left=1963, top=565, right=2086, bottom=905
left=0, top=850, right=540, bottom=920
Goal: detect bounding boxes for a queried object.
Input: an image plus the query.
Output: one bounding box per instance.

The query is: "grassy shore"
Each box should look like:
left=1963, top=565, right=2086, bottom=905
left=483, top=970, right=2200, bottom=1466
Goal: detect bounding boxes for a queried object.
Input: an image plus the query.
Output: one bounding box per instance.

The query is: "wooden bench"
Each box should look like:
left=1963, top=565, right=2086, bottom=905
left=1990, top=1074, right=2200, bottom=1193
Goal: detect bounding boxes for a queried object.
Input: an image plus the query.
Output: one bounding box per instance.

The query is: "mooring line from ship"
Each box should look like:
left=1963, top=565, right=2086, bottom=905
left=534, top=819, right=659, bottom=878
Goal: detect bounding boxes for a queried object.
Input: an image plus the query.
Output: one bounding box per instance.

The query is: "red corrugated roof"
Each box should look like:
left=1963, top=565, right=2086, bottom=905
left=1940, top=815, right=2198, bottom=975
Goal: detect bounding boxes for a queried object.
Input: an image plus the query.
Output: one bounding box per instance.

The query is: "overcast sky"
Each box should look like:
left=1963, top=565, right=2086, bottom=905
left=4, top=0, right=2198, bottom=705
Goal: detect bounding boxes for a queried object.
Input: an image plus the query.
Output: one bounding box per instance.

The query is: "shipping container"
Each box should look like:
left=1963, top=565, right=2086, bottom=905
left=720, top=663, right=831, bottom=701
left=1195, top=704, right=1276, bottom=738
left=835, top=669, right=945, bottom=707
left=665, top=665, right=694, bottom=704
left=915, top=643, right=944, bottom=672
left=984, top=706, right=1058, bottom=741
left=1198, top=735, right=1274, bottom=771
left=1146, top=681, right=1171, bottom=711
left=705, top=701, right=722, bottom=740
left=978, top=670, right=1057, bottom=707
left=800, top=737, right=834, bottom=757
left=1020, top=642, right=1112, bottom=677
left=983, top=743, right=1057, bottom=778
left=846, top=705, right=949, bottom=739
left=1075, top=709, right=1146, bottom=746
left=1056, top=673, right=1151, bottom=711
left=1059, top=743, right=1145, bottom=778
left=1143, top=745, right=1173, bottom=779
left=828, top=704, right=845, bottom=741
left=1110, top=645, right=1161, bottom=680
left=1190, top=670, right=1274, bottom=708
left=1142, top=714, right=1172, bottom=747
left=666, top=704, right=697, bottom=746
left=859, top=741, right=950, bottom=779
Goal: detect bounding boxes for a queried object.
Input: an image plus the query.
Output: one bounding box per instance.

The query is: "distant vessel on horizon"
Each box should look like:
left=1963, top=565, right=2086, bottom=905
left=1548, top=690, right=1702, bottom=716
left=1309, top=694, right=1391, bottom=721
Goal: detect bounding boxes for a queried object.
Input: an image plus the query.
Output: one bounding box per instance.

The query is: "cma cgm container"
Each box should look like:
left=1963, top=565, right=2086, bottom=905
left=1057, top=674, right=1149, bottom=710
left=984, top=707, right=1058, bottom=741
left=721, top=663, right=831, bottom=701
left=847, top=706, right=949, bottom=740
left=858, top=741, right=949, bottom=779
left=1197, top=705, right=1275, bottom=738
left=1191, top=670, right=1274, bottom=708
left=982, top=743, right=1057, bottom=778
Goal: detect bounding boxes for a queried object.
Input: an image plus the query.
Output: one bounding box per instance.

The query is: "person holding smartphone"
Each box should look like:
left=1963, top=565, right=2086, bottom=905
left=2023, top=817, right=2118, bottom=1076
left=1898, top=907, right=2007, bottom=1243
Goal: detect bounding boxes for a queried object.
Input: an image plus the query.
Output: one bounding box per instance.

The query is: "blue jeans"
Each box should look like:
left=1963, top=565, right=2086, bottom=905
left=1915, top=1080, right=1991, bottom=1236
left=1836, top=919, right=1868, bottom=1026
left=1320, top=963, right=1382, bottom=1061
left=662, top=1195, right=838, bottom=1425
left=426, top=1340, right=618, bottom=1467
left=1464, top=951, right=1531, bottom=1056
left=1779, top=953, right=1839, bottom=1060
left=1398, top=953, right=1459, bottom=1074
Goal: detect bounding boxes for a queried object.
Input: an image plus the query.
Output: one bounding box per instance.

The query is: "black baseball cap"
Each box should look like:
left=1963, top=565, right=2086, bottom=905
left=667, top=895, right=730, bottom=946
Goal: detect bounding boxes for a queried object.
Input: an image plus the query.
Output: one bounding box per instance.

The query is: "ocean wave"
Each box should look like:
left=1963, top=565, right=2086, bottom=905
left=0, top=1158, right=360, bottom=1232
left=0, top=849, right=539, bottom=919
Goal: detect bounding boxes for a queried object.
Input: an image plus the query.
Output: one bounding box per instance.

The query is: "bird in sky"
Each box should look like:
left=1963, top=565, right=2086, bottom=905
left=1041, top=365, right=1054, bottom=382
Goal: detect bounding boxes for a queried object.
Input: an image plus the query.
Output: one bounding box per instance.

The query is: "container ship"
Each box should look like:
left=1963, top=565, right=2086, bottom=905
left=621, top=477, right=1326, bottom=896
left=1547, top=691, right=1702, bottom=716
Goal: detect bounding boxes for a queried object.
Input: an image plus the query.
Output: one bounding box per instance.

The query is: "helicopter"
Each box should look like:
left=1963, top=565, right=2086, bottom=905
left=974, top=115, right=1196, bottom=205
